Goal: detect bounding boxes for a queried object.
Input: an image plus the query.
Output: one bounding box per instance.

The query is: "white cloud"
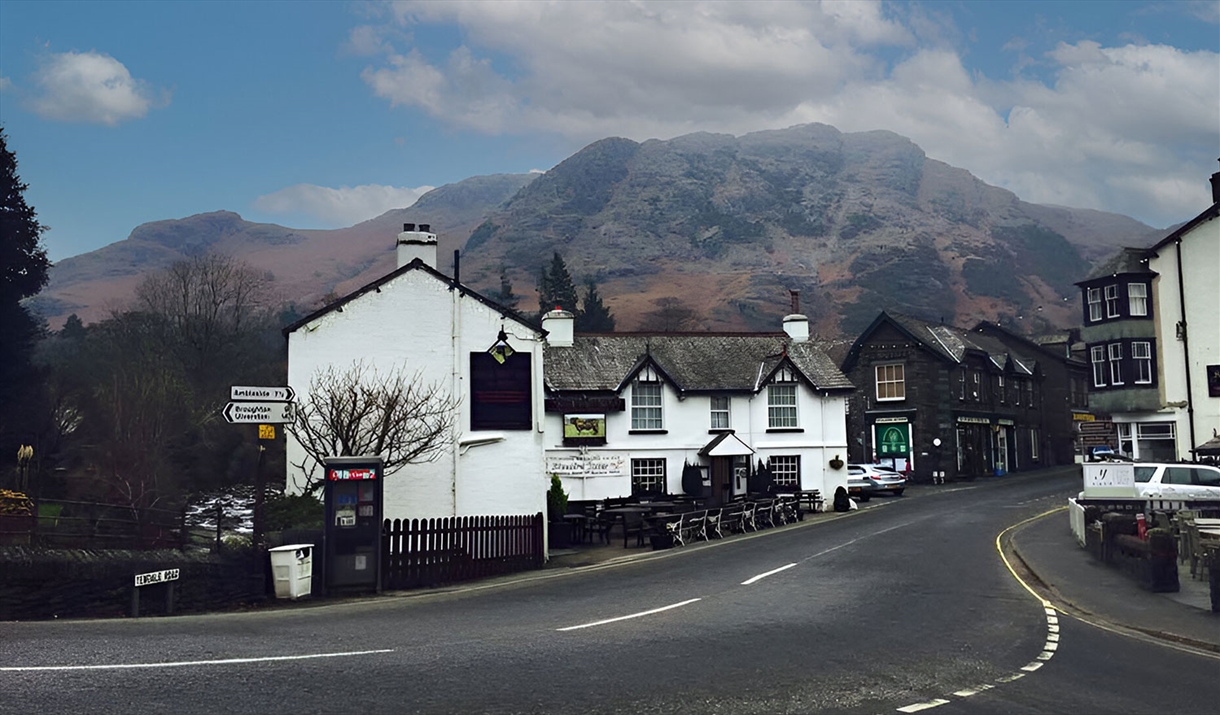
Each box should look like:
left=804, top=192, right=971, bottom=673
left=28, top=50, right=165, bottom=126
left=358, top=0, right=1219, bottom=227
left=253, top=183, right=435, bottom=227
left=0, top=76, right=12, bottom=92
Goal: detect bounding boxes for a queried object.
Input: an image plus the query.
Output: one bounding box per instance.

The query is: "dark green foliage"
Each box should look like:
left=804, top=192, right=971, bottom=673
left=839, top=213, right=883, bottom=241
left=265, top=492, right=323, bottom=531
left=681, top=462, right=703, bottom=497
left=962, top=257, right=1027, bottom=303
left=494, top=264, right=520, bottom=309
left=537, top=251, right=579, bottom=315
left=989, top=224, right=1089, bottom=295
left=576, top=280, right=615, bottom=332
left=0, top=128, right=49, bottom=306
left=639, top=297, right=698, bottom=332
left=466, top=220, right=498, bottom=251
left=546, top=474, right=568, bottom=521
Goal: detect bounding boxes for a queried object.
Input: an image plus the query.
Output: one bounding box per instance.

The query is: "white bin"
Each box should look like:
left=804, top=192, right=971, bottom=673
left=269, top=543, right=313, bottom=599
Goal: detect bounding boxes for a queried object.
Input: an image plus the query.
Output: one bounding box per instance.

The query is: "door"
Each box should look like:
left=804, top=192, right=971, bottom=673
left=710, top=457, right=731, bottom=507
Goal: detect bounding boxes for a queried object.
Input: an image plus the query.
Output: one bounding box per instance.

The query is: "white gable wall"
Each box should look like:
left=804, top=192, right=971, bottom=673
left=287, top=269, right=546, bottom=521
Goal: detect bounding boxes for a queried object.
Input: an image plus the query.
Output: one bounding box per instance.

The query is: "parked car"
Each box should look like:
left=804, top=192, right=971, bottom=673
left=1133, top=462, right=1220, bottom=500
left=847, top=464, right=907, bottom=501
left=1087, top=445, right=1117, bottom=462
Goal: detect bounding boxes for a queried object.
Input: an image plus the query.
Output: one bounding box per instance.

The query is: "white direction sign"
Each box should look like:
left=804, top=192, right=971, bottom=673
left=224, top=401, right=294, bottom=424
left=231, top=386, right=295, bottom=402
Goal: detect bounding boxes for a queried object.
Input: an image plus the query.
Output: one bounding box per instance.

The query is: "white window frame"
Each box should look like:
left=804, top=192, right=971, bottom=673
left=631, top=380, right=663, bottom=430
left=1104, top=284, right=1120, bottom=318
left=1132, top=341, right=1152, bottom=384
left=767, top=383, right=798, bottom=428
left=1030, top=428, right=1040, bottom=459
left=1087, top=287, right=1102, bottom=322
left=769, top=455, right=800, bottom=488
left=1091, top=346, right=1107, bottom=387
left=997, top=374, right=1006, bottom=404
left=631, top=458, right=666, bottom=495
left=875, top=363, right=906, bottom=401
left=1128, top=283, right=1147, bottom=317
left=710, top=396, right=730, bottom=430
left=1108, top=343, right=1124, bottom=385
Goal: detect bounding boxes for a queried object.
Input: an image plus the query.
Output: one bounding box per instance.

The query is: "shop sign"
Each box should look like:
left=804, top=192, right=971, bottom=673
left=998, top=419, right=1014, bottom=426
left=874, top=417, right=908, bottom=424
left=546, top=453, right=626, bottom=477
left=956, top=416, right=991, bottom=425
left=874, top=422, right=910, bottom=457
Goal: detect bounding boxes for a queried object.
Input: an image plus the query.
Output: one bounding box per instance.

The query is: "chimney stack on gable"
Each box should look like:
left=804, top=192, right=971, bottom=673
left=542, top=308, right=574, bottom=347
left=1210, top=158, right=1220, bottom=204
left=396, top=223, right=438, bottom=269
left=782, top=289, right=809, bottom=343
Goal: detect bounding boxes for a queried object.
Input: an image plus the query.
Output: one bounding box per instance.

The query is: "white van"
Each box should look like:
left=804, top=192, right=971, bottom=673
left=1133, top=463, right=1220, bottom=499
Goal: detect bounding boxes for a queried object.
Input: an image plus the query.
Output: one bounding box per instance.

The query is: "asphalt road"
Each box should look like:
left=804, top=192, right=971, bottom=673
left=3, top=470, right=1218, bottom=714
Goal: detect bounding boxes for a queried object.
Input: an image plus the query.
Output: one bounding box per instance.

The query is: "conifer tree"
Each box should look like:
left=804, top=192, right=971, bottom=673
left=537, top=251, right=579, bottom=316
left=576, top=280, right=615, bottom=332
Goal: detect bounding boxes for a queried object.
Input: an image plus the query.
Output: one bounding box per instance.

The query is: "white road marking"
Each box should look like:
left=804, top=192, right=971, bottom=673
left=952, top=684, right=993, bottom=697
left=1036, top=650, right=1055, bottom=661
left=1047, top=632, right=1060, bottom=642
left=1020, top=662, right=1044, bottom=672
left=741, top=563, right=797, bottom=585
left=996, top=673, right=1026, bottom=683
left=1048, top=624, right=1059, bottom=633
left=556, top=598, right=701, bottom=632
left=1043, top=641, right=1058, bottom=651
left=896, top=699, right=950, bottom=712
left=0, top=649, right=395, bottom=672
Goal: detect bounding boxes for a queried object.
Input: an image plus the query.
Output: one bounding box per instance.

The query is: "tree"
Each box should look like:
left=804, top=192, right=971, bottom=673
left=576, top=279, right=615, bottom=332
left=287, top=361, right=459, bottom=493
left=494, top=264, right=520, bottom=309
left=537, top=251, right=579, bottom=317
left=0, top=128, right=49, bottom=307
left=639, top=296, right=699, bottom=332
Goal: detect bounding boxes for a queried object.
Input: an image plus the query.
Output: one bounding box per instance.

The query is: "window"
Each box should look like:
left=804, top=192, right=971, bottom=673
left=768, top=384, right=798, bottom=428
left=1091, top=346, right=1107, bottom=387
left=997, top=375, right=1005, bottom=403
left=470, top=352, right=532, bottom=430
left=1104, top=285, right=1120, bottom=318
left=631, top=458, right=666, bottom=495
left=1133, top=341, right=1152, bottom=384
left=1128, top=283, right=1148, bottom=316
left=1108, top=343, right=1124, bottom=385
left=1030, top=428, right=1040, bottom=460
left=1087, top=287, right=1102, bottom=322
left=972, top=371, right=981, bottom=401
left=631, top=380, right=663, bottom=430
left=958, top=369, right=966, bottom=400
left=710, top=396, right=730, bottom=430
left=875, top=364, right=905, bottom=401
left=1012, top=377, right=1020, bottom=405
left=769, top=456, right=800, bottom=488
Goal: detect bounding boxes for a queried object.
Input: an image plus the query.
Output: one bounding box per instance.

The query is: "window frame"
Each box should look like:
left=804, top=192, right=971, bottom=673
left=1104, top=284, right=1120, bottom=318
left=1128, top=283, right=1148, bottom=317
left=1091, top=346, right=1107, bottom=387
left=767, top=383, right=799, bottom=429
left=875, top=363, right=906, bottom=402
left=769, top=455, right=801, bottom=489
left=709, top=395, right=730, bottom=430
left=1087, top=287, right=1102, bottom=322
left=630, top=380, right=664, bottom=431
left=1132, top=341, right=1153, bottom=384
left=1108, top=343, right=1124, bottom=385
left=630, top=458, right=666, bottom=495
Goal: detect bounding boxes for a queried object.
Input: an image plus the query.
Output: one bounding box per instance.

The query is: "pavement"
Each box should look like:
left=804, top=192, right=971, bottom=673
left=1009, top=508, right=1220, bottom=653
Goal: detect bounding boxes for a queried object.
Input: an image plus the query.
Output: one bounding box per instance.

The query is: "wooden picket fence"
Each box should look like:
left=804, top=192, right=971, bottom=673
left=381, top=513, right=544, bottom=591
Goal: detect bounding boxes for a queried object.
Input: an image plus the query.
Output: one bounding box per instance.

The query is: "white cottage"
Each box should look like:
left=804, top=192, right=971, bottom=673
left=284, top=224, right=548, bottom=522
left=541, top=309, right=855, bottom=506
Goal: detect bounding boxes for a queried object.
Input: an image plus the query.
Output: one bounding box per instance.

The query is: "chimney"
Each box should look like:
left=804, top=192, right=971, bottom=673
left=542, top=308, right=574, bottom=347
left=1211, top=158, right=1220, bottom=204
left=396, top=223, right=438, bottom=269
left=782, top=289, right=809, bottom=343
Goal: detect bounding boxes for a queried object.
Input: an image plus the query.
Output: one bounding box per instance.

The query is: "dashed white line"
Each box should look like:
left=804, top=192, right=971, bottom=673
left=0, top=649, right=395, bottom=672
left=996, top=673, right=1026, bottom=683
left=1020, top=662, right=1044, bottom=672
left=952, top=684, right=994, bottom=697
left=896, top=699, right=950, bottom=712
left=556, top=598, right=701, bottom=631
left=741, top=563, right=797, bottom=585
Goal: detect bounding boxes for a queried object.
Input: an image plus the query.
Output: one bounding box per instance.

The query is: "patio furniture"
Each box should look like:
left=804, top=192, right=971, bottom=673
left=680, top=510, right=707, bottom=543
left=720, top=503, right=745, bottom=534
left=704, top=508, right=723, bottom=539
left=755, top=499, right=776, bottom=529
left=741, top=501, right=757, bottom=532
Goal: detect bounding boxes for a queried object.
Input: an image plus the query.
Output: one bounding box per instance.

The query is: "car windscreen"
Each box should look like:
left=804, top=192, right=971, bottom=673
left=1134, top=466, right=1155, bottom=483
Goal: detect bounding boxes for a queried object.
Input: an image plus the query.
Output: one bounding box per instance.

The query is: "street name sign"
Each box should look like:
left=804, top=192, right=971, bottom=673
left=134, top=568, right=180, bottom=587
left=231, top=386, right=295, bottom=402
left=224, top=401, right=294, bottom=424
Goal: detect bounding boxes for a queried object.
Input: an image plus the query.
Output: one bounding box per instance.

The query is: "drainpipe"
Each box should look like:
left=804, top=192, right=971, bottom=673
left=451, top=267, right=462, bottom=515
left=1174, top=240, right=1197, bottom=459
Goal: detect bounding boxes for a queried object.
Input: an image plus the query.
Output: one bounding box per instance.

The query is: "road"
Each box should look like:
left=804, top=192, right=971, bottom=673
left=2, top=470, right=1218, bottom=713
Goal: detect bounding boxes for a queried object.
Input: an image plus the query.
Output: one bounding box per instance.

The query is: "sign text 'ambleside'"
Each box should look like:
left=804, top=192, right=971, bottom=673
left=231, top=386, right=295, bottom=402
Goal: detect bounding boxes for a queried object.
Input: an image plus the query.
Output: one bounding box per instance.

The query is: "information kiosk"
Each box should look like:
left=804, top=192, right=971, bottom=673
left=322, top=455, right=383, bottom=593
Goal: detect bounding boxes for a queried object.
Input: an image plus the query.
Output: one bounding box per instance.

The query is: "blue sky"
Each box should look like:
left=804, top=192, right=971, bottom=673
left=1, top=1, right=1217, bottom=262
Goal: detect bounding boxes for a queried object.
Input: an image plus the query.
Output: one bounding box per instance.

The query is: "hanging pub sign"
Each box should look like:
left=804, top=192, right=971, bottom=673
left=874, top=422, right=911, bottom=457
left=562, top=413, right=607, bottom=446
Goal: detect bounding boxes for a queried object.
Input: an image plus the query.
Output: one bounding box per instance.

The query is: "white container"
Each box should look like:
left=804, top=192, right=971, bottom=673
left=269, top=543, right=313, bottom=599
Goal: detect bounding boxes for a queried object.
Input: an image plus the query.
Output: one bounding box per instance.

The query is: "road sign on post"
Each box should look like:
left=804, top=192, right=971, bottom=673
left=223, top=401, right=294, bottom=424
left=231, top=386, right=295, bottom=402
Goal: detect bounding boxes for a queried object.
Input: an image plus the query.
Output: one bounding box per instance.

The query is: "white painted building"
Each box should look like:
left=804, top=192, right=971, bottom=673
left=284, top=224, right=548, bottom=521
left=541, top=310, right=854, bottom=506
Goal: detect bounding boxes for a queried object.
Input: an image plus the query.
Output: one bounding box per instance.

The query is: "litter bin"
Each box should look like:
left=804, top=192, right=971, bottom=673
left=269, top=543, right=314, bottom=599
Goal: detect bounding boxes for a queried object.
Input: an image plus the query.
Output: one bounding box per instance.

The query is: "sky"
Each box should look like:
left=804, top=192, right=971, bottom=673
left=1, top=1, right=1217, bottom=263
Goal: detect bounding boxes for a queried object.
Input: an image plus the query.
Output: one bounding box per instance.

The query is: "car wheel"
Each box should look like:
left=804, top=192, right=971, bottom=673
left=860, top=493, right=871, bottom=502
left=894, top=489, right=904, bottom=497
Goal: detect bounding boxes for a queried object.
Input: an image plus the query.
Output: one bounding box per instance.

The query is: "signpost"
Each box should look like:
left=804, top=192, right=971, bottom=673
left=132, top=568, right=180, bottom=617
left=231, top=386, right=295, bottom=402
left=225, top=385, right=297, bottom=552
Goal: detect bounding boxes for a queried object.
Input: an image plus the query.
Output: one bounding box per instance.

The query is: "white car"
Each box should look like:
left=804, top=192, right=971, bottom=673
left=1133, top=463, right=1220, bottom=499
left=847, top=464, right=907, bottom=502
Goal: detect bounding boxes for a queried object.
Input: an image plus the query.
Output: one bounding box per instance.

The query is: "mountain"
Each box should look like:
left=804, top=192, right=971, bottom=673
left=30, top=124, right=1163, bottom=337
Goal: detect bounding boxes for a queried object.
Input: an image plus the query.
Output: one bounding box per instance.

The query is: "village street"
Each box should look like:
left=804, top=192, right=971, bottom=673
left=2, top=470, right=1217, bottom=714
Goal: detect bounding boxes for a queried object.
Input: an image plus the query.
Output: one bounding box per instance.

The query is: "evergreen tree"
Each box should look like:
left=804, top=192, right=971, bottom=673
left=0, top=128, right=49, bottom=307
left=576, top=280, right=615, bottom=332
left=495, top=264, right=519, bottom=309
left=537, top=251, right=579, bottom=316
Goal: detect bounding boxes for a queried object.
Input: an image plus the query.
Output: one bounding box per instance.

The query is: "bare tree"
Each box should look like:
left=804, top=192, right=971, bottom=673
left=639, top=296, right=699, bottom=332
left=287, top=361, right=459, bottom=492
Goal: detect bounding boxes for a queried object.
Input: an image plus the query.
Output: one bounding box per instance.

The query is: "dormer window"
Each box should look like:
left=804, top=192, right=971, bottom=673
left=631, top=367, right=664, bottom=431
left=767, top=366, right=799, bottom=429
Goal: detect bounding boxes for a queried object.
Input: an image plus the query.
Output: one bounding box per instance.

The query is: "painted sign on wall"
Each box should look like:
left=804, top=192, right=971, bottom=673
left=546, top=452, right=626, bottom=477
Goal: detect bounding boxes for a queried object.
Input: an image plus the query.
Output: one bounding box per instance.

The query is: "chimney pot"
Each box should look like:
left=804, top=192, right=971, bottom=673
left=404, top=223, right=415, bottom=232
left=419, top=223, right=431, bottom=232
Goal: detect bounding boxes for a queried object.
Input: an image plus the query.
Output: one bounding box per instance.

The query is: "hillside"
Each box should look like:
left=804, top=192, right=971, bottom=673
left=30, top=124, right=1164, bottom=337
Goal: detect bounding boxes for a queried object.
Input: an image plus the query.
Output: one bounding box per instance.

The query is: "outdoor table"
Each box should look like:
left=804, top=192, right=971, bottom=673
left=562, top=513, right=590, bottom=543
left=601, top=506, right=652, bottom=547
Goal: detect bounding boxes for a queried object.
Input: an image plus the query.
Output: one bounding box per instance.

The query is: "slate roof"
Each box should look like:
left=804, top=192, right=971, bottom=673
left=846, top=312, right=1043, bottom=375
left=543, top=333, right=854, bottom=394
left=1080, top=246, right=1154, bottom=283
